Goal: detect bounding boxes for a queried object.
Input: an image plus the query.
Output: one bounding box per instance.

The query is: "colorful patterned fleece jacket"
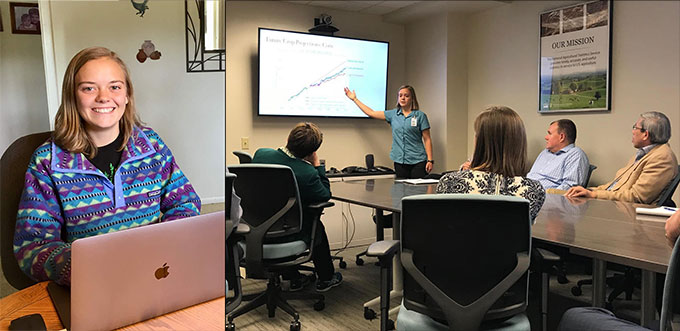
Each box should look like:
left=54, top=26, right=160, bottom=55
left=14, top=126, right=201, bottom=286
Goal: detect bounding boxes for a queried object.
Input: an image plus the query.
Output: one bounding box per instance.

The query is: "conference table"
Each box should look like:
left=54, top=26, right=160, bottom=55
left=0, top=282, right=225, bottom=330
left=331, top=178, right=671, bottom=326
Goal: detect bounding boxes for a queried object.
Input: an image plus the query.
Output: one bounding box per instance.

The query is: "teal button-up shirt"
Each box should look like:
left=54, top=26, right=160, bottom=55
left=384, top=108, right=430, bottom=164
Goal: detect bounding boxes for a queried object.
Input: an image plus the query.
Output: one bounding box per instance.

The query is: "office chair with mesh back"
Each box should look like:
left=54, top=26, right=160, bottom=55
left=226, top=164, right=332, bottom=331
left=369, top=194, right=532, bottom=331
left=232, top=151, right=253, bottom=164
left=571, top=166, right=680, bottom=308
left=1, top=131, right=52, bottom=291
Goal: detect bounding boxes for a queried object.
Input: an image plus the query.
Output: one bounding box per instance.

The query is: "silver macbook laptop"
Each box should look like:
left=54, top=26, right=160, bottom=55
left=50, top=211, right=225, bottom=331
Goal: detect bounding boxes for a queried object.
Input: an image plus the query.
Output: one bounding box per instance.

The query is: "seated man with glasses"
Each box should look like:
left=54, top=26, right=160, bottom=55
left=565, top=111, right=677, bottom=204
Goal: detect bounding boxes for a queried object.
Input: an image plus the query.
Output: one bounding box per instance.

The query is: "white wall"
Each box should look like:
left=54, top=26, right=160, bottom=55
left=45, top=1, right=224, bottom=203
left=226, top=1, right=406, bottom=170
left=404, top=15, right=448, bottom=172
left=0, top=1, right=50, bottom=155
left=466, top=1, right=680, bottom=201
left=402, top=13, right=472, bottom=172
left=445, top=13, right=470, bottom=169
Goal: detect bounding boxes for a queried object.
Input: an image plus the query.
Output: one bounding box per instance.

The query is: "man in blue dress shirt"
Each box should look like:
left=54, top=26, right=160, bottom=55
left=527, top=119, right=590, bottom=190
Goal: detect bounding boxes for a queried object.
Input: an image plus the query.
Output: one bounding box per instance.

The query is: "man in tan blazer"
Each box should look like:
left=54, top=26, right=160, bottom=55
left=565, top=111, right=678, bottom=204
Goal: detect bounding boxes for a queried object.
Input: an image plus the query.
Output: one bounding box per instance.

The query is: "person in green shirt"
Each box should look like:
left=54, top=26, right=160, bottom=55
left=252, top=122, right=342, bottom=292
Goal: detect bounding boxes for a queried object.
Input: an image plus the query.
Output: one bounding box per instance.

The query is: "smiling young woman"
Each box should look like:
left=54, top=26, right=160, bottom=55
left=13, top=47, right=201, bottom=286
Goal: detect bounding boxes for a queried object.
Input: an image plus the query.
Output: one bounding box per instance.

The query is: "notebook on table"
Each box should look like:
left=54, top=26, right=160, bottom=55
left=48, top=211, right=225, bottom=331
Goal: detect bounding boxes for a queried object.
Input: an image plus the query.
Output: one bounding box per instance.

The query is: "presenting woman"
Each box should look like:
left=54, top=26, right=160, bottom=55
left=436, top=106, right=545, bottom=221
left=14, top=47, right=201, bottom=286
left=344, top=85, right=433, bottom=179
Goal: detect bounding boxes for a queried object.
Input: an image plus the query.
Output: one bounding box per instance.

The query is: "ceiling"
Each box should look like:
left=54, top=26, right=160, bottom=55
left=286, top=1, right=510, bottom=23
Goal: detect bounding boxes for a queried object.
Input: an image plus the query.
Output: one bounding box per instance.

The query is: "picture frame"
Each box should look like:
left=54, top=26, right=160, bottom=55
left=9, top=2, right=40, bottom=35
left=538, top=0, right=612, bottom=113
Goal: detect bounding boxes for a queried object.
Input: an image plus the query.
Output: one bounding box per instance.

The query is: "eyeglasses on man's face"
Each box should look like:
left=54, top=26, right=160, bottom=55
left=632, top=125, right=646, bottom=132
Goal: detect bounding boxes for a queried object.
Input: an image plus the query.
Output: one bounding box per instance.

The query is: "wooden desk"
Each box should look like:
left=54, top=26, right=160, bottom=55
left=331, top=178, right=671, bottom=326
left=0, top=282, right=225, bottom=330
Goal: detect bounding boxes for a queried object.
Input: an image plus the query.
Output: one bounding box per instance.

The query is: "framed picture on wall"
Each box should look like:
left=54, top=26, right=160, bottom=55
left=538, top=0, right=612, bottom=113
left=9, top=2, right=40, bottom=35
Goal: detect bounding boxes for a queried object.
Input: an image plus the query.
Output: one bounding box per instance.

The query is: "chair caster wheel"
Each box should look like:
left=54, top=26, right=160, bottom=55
left=226, top=322, right=235, bottom=331
left=290, top=320, right=301, bottom=331
left=557, top=275, right=569, bottom=284
left=387, top=318, right=395, bottom=330
left=356, top=258, right=364, bottom=266
left=314, top=300, right=325, bottom=311
left=364, top=307, right=377, bottom=320
left=571, top=286, right=582, bottom=296
left=339, top=260, right=347, bottom=269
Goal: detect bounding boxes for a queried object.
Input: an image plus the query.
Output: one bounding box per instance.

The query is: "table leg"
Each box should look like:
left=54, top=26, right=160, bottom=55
left=592, top=259, right=606, bottom=307
left=641, top=270, right=656, bottom=326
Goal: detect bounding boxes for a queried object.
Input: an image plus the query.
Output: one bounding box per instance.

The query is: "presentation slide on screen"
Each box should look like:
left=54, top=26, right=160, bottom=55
left=259, top=29, right=388, bottom=118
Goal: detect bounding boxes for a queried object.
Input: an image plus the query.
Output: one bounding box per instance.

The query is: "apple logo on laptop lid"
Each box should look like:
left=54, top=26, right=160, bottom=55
left=154, top=263, right=170, bottom=280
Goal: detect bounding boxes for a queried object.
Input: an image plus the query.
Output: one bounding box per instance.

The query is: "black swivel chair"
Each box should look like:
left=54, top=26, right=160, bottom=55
left=658, top=165, right=680, bottom=207
left=1, top=131, right=52, bottom=292
left=226, top=172, right=250, bottom=315
left=584, top=164, right=597, bottom=189
left=571, top=166, right=680, bottom=308
left=559, top=234, right=680, bottom=331
left=226, top=164, right=332, bottom=331
left=355, top=209, right=392, bottom=266
left=368, top=194, right=532, bottom=331
left=232, top=151, right=253, bottom=164
left=531, top=164, right=598, bottom=330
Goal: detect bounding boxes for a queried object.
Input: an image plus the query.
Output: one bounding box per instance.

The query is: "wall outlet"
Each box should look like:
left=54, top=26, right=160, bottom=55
left=241, top=137, right=249, bottom=150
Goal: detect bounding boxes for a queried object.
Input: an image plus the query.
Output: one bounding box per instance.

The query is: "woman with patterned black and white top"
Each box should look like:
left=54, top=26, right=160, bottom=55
left=436, top=106, right=545, bottom=222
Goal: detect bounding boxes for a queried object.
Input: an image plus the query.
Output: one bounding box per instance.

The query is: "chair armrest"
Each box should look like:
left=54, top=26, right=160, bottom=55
left=235, top=223, right=250, bottom=235
left=366, top=240, right=399, bottom=258
left=226, top=220, right=234, bottom=238
left=535, top=247, right=561, bottom=263
left=307, top=201, right=335, bottom=210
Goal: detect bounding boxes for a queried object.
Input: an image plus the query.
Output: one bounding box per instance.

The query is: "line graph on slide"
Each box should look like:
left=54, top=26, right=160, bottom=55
left=258, top=28, right=388, bottom=117
left=288, top=63, right=348, bottom=102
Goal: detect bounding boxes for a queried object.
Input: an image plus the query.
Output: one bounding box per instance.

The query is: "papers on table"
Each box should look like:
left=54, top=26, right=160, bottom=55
left=395, top=178, right=439, bottom=185
left=635, top=206, right=677, bottom=217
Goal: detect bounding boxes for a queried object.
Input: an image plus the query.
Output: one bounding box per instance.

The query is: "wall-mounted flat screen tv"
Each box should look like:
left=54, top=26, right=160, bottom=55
left=258, top=28, right=389, bottom=118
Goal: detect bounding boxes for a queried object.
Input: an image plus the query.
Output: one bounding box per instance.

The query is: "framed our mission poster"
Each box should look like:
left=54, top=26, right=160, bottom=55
left=539, top=0, right=612, bottom=113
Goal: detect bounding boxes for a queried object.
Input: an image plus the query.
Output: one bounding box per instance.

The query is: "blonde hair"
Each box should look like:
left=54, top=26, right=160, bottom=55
left=53, top=47, right=141, bottom=158
left=470, top=106, right=529, bottom=177
left=395, top=85, right=420, bottom=111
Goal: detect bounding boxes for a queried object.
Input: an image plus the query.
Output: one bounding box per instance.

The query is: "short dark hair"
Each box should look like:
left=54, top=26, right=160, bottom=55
left=286, top=122, right=323, bottom=158
left=551, top=119, right=577, bottom=144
